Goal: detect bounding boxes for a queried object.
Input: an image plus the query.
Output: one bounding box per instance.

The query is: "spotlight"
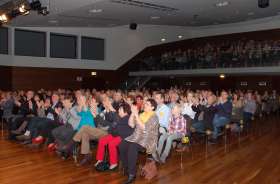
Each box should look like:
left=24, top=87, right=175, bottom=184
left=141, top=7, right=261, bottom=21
left=0, top=14, right=8, bottom=23
left=19, top=4, right=30, bottom=15
left=19, top=5, right=26, bottom=13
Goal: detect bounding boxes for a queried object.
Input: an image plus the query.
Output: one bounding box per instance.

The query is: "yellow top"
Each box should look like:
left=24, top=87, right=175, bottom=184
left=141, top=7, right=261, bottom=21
left=139, top=111, right=155, bottom=124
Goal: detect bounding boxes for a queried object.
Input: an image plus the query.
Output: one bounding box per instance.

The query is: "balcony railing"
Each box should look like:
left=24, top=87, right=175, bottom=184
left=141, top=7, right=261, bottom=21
left=129, top=48, right=280, bottom=71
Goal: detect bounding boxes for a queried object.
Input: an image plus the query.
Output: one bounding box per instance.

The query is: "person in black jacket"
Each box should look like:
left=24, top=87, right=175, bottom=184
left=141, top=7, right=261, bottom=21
left=191, top=95, right=217, bottom=132
left=8, top=91, right=37, bottom=139
left=94, top=102, right=134, bottom=170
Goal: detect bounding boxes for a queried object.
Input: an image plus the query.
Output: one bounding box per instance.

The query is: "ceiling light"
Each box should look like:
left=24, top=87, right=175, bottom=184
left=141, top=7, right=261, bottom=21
left=219, top=74, right=225, bottom=79
left=215, top=1, right=230, bottom=7
left=150, top=16, right=160, bottom=20
left=91, top=71, right=97, bottom=76
left=178, top=35, right=183, bottom=39
left=161, top=38, right=166, bottom=42
left=89, top=9, right=103, bottom=13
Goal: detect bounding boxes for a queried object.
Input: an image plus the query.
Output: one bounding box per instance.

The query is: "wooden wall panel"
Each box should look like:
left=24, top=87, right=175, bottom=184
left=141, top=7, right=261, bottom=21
left=0, top=66, right=123, bottom=90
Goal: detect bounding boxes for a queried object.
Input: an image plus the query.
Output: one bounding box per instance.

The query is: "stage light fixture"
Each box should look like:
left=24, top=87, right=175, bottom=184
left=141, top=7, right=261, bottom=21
left=19, top=4, right=30, bottom=15
left=0, top=14, right=8, bottom=23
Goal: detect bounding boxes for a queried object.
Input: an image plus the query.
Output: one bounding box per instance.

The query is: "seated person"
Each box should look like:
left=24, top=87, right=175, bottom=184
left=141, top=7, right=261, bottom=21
left=191, top=95, right=217, bottom=132
left=154, top=103, right=187, bottom=163
left=51, top=96, right=81, bottom=154
left=66, top=96, right=115, bottom=166
left=8, top=91, right=37, bottom=139
left=154, top=92, right=171, bottom=133
left=231, top=93, right=244, bottom=123
left=25, top=94, right=63, bottom=146
left=182, top=92, right=196, bottom=123
left=211, top=91, right=232, bottom=143
left=0, top=92, right=14, bottom=122
left=95, top=102, right=134, bottom=170
left=119, top=99, right=159, bottom=184
left=243, top=92, right=257, bottom=129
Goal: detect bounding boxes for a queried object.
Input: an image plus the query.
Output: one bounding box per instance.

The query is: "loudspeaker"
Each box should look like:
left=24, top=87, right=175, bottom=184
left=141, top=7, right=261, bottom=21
left=258, top=0, right=269, bottom=8
left=129, top=23, right=137, bottom=30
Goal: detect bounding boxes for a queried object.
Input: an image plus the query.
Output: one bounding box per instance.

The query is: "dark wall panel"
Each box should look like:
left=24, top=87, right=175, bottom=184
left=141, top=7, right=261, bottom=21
left=0, top=27, right=8, bottom=54
left=50, top=33, right=77, bottom=59
left=81, top=37, right=105, bottom=60
left=15, top=29, right=46, bottom=57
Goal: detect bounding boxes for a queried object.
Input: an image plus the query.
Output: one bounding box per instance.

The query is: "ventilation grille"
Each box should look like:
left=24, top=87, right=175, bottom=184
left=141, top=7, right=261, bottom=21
left=110, top=0, right=178, bottom=12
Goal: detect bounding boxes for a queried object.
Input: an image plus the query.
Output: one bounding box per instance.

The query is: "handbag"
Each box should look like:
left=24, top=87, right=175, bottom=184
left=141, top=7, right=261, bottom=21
left=140, top=159, right=158, bottom=181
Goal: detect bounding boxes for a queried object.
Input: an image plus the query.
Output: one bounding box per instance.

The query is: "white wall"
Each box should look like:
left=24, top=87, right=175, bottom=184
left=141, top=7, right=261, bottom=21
left=1, top=15, right=280, bottom=70
left=0, top=25, right=192, bottom=70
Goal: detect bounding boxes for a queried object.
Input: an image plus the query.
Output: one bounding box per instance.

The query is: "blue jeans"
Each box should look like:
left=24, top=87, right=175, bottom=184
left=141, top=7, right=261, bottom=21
left=212, top=115, right=230, bottom=139
left=192, top=121, right=206, bottom=133
left=243, top=112, right=253, bottom=130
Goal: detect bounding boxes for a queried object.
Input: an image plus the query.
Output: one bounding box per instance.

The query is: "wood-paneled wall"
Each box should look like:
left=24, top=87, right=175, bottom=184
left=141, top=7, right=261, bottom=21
left=0, top=66, right=124, bottom=90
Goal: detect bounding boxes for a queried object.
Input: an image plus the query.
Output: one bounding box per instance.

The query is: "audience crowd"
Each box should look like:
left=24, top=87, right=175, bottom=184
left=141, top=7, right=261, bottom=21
left=0, top=88, right=279, bottom=184
left=132, top=39, right=280, bottom=71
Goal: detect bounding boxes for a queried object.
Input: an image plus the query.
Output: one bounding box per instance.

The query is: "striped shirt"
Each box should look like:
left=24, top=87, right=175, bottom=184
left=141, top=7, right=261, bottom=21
left=168, top=115, right=187, bottom=136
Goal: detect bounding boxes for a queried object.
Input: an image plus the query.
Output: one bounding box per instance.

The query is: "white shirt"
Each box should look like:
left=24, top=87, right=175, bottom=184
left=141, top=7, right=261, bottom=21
left=182, top=103, right=196, bottom=120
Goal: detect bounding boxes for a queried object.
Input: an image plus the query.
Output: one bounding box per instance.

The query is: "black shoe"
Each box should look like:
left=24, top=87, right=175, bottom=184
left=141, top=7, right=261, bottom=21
left=123, top=175, right=136, bottom=184
left=61, top=151, right=70, bottom=160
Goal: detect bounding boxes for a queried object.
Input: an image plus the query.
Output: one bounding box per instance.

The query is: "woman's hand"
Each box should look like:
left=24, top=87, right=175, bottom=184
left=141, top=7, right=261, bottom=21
left=131, top=105, right=139, bottom=115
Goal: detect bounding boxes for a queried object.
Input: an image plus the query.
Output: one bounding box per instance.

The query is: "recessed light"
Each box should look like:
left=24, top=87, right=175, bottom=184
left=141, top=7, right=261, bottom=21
left=215, top=1, right=230, bottom=7
left=248, top=12, right=254, bottom=16
left=150, top=16, right=160, bottom=20
left=161, top=38, right=166, bottom=42
left=178, top=35, right=183, bottom=39
left=89, top=9, right=103, bottom=13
